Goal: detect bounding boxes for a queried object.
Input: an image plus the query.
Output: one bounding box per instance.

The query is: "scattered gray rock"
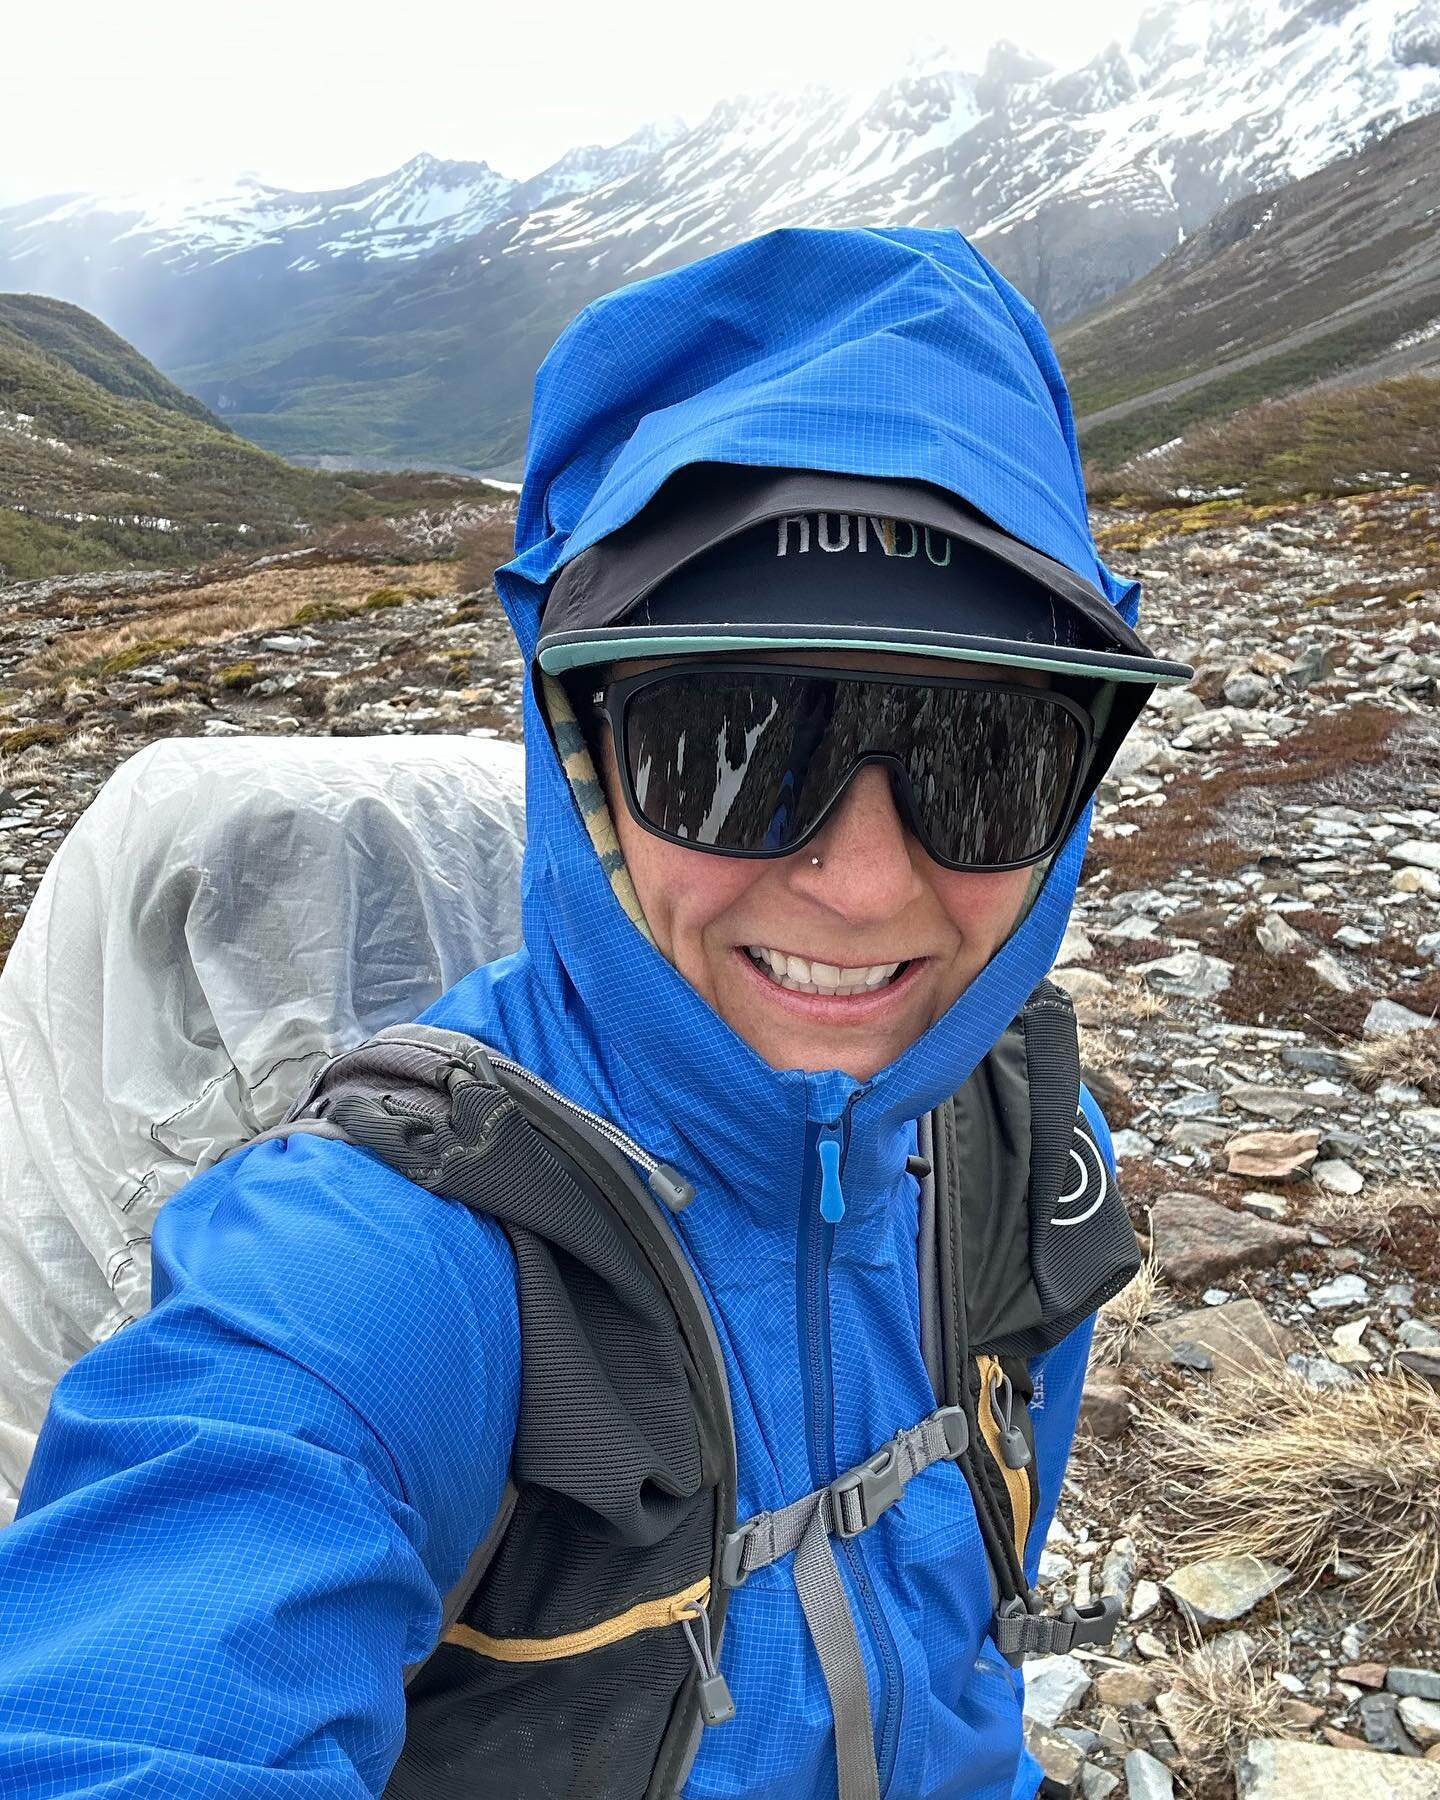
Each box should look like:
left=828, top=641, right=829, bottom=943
left=1256, top=911, right=1305, bottom=955
left=1307, top=1273, right=1370, bottom=1310
left=1100, top=1537, right=1137, bottom=1610
left=1022, top=1653, right=1093, bottom=1728
left=1129, top=1580, right=1161, bottom=1623
left=1313, top=1158, right=1364, bottom=1194
left=1079, top=1768, right=1119, bottom=1800
left=1397, top=1318, right=1440, bottom=1350
left=1398, top=1695, right=1440, bottom=1747
left=1390, top=1669, right=1440, bottom=1702
left=1023, top=1720, right=1085, bottom=1795
left=1162, top=1554, right=1291, bottom=1626
left=1136, top=949, right=1234, bottom=997
left=1359, top=1688, right=1420, bottom=1754
left=1364, top=999, right=1437, bottom=1036
left=1389, top=840, right=1440, bottom=874
left=1237, top=1739, right=1440, bottom=1798
left=1123, top=1747, right=1175, bottom=1800
left=1286, top=1352, right=1358, bottom=1388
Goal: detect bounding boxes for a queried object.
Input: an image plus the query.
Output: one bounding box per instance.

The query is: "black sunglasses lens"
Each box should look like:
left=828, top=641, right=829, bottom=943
left=621, top=671, right=1084, bottom=867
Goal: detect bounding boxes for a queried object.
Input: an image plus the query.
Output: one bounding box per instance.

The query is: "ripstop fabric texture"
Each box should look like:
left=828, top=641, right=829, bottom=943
left=0, top=225, right=1139, bottom=1800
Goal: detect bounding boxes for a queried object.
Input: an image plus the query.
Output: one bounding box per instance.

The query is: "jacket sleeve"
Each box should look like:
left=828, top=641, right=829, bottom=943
left=0, top=1132, right=521, bottom=1798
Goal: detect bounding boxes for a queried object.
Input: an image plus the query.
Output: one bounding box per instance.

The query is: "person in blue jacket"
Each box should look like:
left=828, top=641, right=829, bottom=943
left=0, top=226, right=1185, bottom=1799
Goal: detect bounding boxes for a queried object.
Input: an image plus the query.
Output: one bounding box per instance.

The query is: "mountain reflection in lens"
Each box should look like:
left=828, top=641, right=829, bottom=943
left=622, top=669, right=1083, bottom=868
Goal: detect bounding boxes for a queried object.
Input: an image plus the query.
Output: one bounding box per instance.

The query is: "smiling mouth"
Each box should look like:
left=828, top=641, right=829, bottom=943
left=743, top=945, right=913, bottom=995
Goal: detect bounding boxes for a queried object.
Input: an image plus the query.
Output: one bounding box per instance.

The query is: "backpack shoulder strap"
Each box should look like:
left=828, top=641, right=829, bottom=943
left=230, top=1022, right=738, bottom=1798
left=920, top=979, right=1137, bottom=1663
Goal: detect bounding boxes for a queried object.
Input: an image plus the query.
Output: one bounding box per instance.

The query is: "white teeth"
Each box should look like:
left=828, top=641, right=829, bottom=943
left=746, top=947, right=906, bottom=995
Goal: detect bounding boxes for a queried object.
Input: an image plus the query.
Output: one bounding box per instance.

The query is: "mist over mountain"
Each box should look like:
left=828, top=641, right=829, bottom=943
left=1, top=0, right=1437, bottom=472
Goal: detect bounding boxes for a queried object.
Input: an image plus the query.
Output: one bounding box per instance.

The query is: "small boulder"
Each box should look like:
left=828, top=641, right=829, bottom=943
left=1136, top=949, right=1233, bottom=998
left=1400, top=1697, right=1440, bottom=1748
left=1022, top=1653, right=1093, bottom=1728
left=1238, top=1739, right=1440, bottom=1797
left=1079, top=1372, right=1132, bottom=1440
left=1365, top=999, right=1436, bottom=1036
left=1023, top=1721, right=1085, bottom=1795
left=1092, top=1665, right=1161, bottom=1708
left=1124, top=1747, right=1176, bottom=1800
left=1255, top=912, right=1305, bottom=955
left=1150, top=1195, right=1308, bottom=1287
left=1221, top=1127, right=1320, bottom=1182
left=1133, top=1298, right=1291, bottom=1380
left=1162, top=1554, right=1291, bottom=1626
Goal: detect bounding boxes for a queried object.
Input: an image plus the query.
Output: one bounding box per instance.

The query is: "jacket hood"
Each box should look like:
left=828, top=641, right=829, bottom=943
left=436, top=226, right=1141, bottom=1214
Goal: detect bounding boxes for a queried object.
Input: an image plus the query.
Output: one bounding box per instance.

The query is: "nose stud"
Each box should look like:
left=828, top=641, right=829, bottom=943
left=811, top=855, right=824, bottom=868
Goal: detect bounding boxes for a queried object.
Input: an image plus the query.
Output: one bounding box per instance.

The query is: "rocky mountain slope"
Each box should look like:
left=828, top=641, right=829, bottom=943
left=1062, top=107, right=1440, bottom=468
left=3, top=0, right=1437, bottom=471
left=0, top=296, right=507, bottom=579
left=1, top=478, right=1437, bottom=1800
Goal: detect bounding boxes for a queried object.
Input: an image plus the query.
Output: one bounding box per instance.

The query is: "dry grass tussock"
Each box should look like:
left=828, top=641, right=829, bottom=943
left=1150, top=1631, right=1303, bottom=1787
left=1154, top=1634, right=1296, bottom=1781
left=1308, top=1178, right=1435, bottom=1247
left=1146, top=1364, right=1440, bottom=1637
left=1092, top=1248, right=1170, bottom=1365
left=26, top=560, right=457, bottom=679
left=1351, top=1026, right=1440, bottom=1103
left=1086, top=971, right=1170, bottom=1026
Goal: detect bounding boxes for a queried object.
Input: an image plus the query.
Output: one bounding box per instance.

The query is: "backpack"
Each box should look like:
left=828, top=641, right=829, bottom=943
left=237, top=977, right=1139, bottom=1800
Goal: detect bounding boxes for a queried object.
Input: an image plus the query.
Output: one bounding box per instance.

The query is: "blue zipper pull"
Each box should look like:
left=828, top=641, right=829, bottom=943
left=817, top=1124, right=846, bottom=1224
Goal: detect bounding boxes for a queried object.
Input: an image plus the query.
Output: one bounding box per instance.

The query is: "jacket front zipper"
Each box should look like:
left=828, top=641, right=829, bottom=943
left=799, top=1109, right=903, bottom=1797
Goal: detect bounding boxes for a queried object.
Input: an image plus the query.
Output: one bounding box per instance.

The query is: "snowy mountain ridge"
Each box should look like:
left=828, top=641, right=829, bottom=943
left=1, top=0, right=1436, bottom=472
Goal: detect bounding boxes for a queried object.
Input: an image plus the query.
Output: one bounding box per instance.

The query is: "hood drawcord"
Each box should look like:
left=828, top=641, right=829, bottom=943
left=542, top=671, right=656, bottom=948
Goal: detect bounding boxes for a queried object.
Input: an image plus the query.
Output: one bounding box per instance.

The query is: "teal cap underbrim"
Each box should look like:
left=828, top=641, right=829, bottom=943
left=536, top=625, right=1193, bottom=686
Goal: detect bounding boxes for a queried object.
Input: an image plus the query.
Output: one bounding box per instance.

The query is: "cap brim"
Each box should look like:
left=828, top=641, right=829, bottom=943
left=538, top=462, right=1190, bottom=685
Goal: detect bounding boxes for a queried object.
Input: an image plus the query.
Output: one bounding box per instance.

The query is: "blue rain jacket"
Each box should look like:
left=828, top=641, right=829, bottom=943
left=0, top=226, right=1136, bottom=1800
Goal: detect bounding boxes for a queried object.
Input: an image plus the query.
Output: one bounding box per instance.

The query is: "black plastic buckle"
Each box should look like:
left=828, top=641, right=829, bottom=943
left=830, top=1444, right=903, bottom=1538
left=1059, top=1595, right=1122, bottom=1649
left=937, top=1405, right=969, bottom=1457
left=719, top=1514, right=768, bottom=1590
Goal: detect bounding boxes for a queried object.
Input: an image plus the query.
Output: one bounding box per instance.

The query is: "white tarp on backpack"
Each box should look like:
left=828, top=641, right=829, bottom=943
left=0, top=733, right=526, bottom=1518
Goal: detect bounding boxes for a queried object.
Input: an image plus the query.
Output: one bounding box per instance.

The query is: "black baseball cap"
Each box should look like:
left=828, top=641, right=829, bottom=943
left=535, top=462, right=1192, bottom=687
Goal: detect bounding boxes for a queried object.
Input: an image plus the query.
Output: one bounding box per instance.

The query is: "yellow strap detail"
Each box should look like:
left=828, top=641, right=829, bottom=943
left=443, top=1576, right=711, bottom=1664
left=975, top=1354, right=1034, bottom=1562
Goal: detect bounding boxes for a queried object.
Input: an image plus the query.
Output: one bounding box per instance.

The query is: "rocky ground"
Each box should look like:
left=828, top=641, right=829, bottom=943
left=1, top=484, right=1438, bottom=1798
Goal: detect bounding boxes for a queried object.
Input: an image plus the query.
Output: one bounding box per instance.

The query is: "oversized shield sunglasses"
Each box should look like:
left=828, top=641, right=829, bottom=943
left=588, top=661, right=1095, bottom=873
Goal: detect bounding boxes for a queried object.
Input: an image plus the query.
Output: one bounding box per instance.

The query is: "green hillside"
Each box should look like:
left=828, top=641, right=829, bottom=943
left=1062, top=109, right=1440, bottom=473
left=1085, top=373, right=1440, bottom=505
left=0, top=296, right=495, bottom=580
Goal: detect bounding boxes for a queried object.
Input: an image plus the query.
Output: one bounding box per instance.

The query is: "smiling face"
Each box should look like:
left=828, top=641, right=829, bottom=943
left=593, top=650, right=1048, bottom=1082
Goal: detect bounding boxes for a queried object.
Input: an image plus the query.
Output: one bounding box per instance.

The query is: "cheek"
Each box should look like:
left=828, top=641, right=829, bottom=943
left=611, top=802, right=761, bottom=946
left=933, top=867, right=1036, bottom=946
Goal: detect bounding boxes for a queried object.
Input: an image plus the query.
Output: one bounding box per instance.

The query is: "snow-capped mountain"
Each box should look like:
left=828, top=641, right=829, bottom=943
left=2, top=0, right=1436, bottom=472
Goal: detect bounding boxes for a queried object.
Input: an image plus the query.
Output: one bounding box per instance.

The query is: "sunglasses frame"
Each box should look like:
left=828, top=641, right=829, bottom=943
left=590, top=659, right=1097, bottom=874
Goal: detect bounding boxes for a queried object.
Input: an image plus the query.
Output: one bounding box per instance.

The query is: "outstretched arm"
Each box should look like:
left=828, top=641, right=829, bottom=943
left=0, top=1133, right=521, bottom=1797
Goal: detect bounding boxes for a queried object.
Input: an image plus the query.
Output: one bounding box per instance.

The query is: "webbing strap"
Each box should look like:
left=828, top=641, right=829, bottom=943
left=792, top=1508, right=880, bottom=1800
left=721, top=1406, right=968, bottom=1588
left=720, top=1407, right=967, bottom=1800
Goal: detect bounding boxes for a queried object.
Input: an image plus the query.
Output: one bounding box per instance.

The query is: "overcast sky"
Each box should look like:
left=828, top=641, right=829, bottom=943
left=3, top=0, right=1158, bottom=205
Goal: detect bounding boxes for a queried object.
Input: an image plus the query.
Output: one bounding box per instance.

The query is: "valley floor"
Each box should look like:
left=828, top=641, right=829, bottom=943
left=1, top=486, right=1438, bottom=1798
